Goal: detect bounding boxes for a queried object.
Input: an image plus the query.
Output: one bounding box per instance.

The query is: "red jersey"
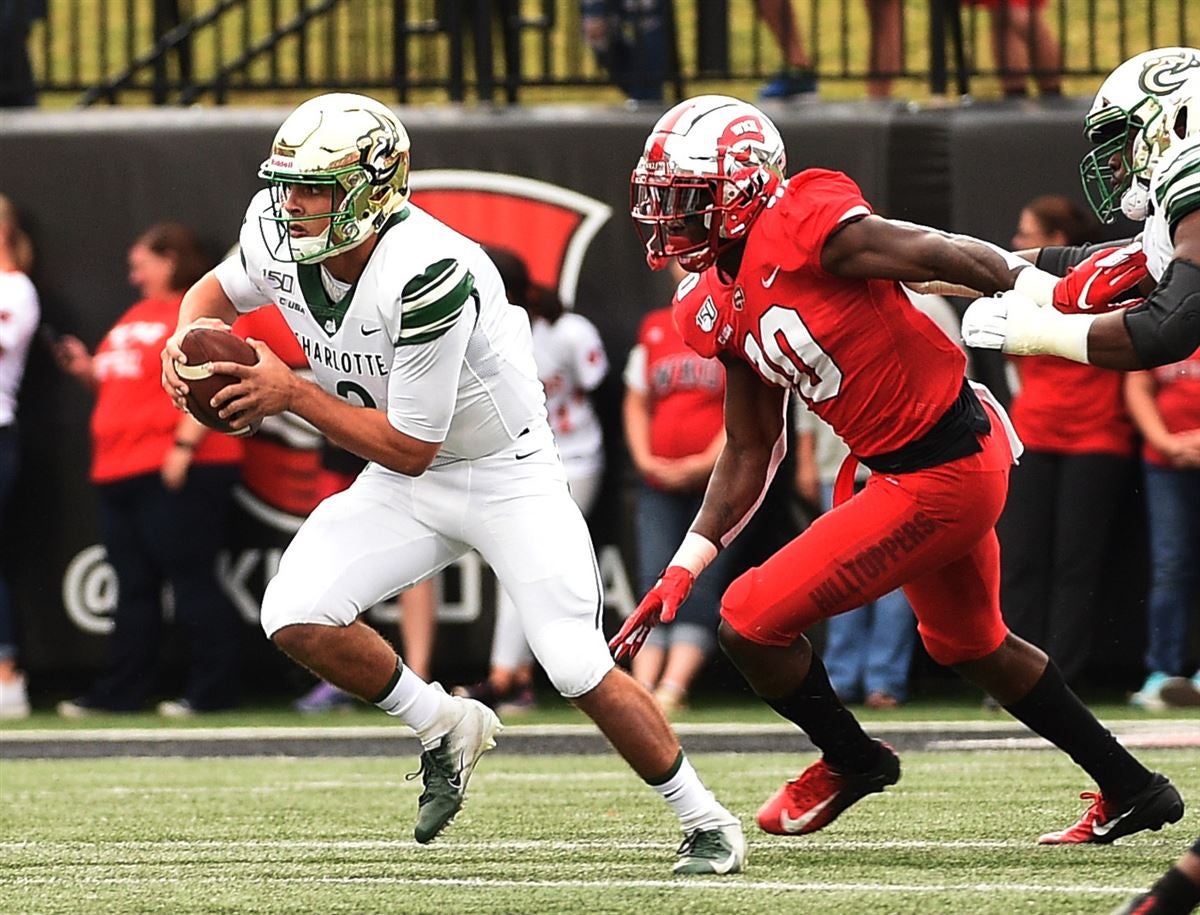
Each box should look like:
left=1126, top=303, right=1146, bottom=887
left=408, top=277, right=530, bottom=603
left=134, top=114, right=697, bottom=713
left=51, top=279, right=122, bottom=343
left=90, top=297, right=242, bottom=483
left=629, top=307, right=725, bottom=461
left=1009, top=356, right=1134, bottom=457
left=1144, top=348, right=1200, bottom=466
left=674, top=169, right=966, bottom=459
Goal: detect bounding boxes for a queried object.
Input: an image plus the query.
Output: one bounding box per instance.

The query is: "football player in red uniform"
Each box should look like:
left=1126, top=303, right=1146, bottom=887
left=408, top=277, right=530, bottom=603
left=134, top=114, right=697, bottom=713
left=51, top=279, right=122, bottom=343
left=615, top=95, right=1184, bottom=845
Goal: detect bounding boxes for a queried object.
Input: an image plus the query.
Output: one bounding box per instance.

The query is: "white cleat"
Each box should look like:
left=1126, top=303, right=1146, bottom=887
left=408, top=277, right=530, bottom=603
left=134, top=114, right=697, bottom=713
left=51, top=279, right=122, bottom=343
left=412, top=697, right=502, bottom=844
left=673, top=820, right=747, bottom=875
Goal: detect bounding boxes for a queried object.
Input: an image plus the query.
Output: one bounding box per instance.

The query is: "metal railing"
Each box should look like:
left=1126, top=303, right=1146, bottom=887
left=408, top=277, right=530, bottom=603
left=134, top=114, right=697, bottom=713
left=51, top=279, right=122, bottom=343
left=13, top=0, right=1198, bottom=107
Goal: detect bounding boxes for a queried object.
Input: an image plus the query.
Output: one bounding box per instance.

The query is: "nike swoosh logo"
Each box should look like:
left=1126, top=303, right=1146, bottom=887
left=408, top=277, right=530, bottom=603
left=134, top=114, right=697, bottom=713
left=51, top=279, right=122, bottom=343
left=361, top=326, right=383, bottom=336
left=709, top=850, right=738, bottom=874
left=779, top=795, right=835, bottom=833
left=1075, top=271, right=1100, bottom=311
left=447, top=749, right=466, bottom=791
left=515, top=450, right=538, bottom=460
left=762, top=266, right=782, bottom=288
left=1091, top=806, right=1134, bottom=837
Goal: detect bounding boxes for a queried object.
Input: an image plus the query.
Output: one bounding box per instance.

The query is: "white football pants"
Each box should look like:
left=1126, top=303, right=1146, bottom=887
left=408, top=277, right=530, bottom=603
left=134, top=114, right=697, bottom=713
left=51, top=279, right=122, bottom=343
left=260, top=426, right=614, bottom=699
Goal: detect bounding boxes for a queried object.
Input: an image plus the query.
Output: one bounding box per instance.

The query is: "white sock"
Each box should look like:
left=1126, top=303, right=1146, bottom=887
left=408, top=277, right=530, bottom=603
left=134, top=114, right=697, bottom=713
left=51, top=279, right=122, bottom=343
left=373, top=663, right=460, bottom=750
left=649, top=752, right=737, bottom=833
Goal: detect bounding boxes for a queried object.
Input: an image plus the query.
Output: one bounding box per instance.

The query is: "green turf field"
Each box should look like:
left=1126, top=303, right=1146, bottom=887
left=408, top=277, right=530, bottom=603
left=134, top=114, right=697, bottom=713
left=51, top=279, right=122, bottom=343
left=2, top=748, right=1196, bottom=914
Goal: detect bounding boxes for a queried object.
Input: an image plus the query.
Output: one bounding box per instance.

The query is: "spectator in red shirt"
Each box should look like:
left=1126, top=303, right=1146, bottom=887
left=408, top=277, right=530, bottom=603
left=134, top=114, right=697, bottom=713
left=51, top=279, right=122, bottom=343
left=997, top=195, right=1134, bottom=690
left=54, top=223, right=244, bottom=717
left=622, top=261, right=742, bottom=714
left=1124, top=349, right=1200, bottom=709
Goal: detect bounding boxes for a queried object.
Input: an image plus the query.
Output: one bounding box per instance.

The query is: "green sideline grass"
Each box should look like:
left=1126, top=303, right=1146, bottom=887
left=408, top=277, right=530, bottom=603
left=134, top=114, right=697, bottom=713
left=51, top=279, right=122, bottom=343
left=1, top=749, right=1196, bottom=914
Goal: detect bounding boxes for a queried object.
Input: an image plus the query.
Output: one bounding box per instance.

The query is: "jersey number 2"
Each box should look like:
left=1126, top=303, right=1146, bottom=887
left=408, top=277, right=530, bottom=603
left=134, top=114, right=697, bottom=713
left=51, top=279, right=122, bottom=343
left=744, top=305, right=843, bottom=402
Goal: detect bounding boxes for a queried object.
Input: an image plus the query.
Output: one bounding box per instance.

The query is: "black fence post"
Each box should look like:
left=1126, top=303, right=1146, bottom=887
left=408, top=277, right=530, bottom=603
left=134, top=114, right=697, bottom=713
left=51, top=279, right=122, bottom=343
left=469, top=0, right=494, bottom=103
left=393, top=0, right=409, bottom=103
left=696, top=0, right=729, bottom=77
left=929, top=0, right=946, bottom=95
left=441, top=0, right=466, bottom=102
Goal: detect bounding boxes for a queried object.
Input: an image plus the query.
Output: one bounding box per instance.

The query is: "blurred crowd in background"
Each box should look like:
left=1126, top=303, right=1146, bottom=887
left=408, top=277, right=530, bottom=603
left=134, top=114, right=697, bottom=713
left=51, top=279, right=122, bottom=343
left=1, top=184, right=1196, bottom=720
left=0, top=2, right=1197, bottom=721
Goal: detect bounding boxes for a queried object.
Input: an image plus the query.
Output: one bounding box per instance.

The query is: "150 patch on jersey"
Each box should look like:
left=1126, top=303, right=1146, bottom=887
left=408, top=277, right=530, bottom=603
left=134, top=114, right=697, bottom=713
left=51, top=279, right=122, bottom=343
left=696, top=297, right=718, bottom=333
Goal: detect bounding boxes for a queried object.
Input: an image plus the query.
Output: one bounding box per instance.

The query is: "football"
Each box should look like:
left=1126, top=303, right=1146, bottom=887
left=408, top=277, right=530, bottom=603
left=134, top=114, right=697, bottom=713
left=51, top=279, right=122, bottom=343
left=175, top=328, right=261, bottom=436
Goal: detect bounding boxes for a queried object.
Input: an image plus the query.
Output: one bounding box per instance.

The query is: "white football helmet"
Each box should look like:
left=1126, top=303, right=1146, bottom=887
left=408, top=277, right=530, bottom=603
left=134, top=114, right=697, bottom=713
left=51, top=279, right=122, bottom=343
left=1081, top=47, right=1200, bottom=223
left=258, top=92, right=411, bottom=263
left=630, top=95, right=786, bottom=271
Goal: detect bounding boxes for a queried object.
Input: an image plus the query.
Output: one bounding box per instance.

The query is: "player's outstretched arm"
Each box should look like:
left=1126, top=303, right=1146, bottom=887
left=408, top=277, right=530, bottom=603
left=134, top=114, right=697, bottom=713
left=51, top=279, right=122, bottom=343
left=965, top=211, right=1200, bottom=370
left=1118, top=209, right=1200, bottom=368
left=161, top=272, right=240, bottom=409
left=820, top=215, right=1054, bottom=301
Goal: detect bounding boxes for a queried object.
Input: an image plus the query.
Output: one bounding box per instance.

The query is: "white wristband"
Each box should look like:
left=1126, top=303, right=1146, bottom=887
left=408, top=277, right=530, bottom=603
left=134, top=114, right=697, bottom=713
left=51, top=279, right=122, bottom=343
left=1013, top=265, right=1059, bottom=307
left=668, top=532, right=719, bottom=578
left=1001, top=292, right=1094, bottom=363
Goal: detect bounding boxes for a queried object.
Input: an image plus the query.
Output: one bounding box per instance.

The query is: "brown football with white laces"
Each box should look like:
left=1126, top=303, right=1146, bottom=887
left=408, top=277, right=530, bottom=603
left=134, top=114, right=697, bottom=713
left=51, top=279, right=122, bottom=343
left=175, top=328, right=261, bottom=436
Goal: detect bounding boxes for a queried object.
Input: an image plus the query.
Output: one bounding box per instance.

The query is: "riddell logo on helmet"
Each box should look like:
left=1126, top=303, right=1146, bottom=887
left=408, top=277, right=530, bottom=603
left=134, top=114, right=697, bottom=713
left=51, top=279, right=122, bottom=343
left=270, top=155, right=295, bottom=170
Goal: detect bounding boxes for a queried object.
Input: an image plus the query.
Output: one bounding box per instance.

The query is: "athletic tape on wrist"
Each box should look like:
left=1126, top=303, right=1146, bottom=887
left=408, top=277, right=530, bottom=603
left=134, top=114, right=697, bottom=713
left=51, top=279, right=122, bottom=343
left=1013, top=265, right=1058, bottom=307
left=668, top=532, right=718, bottom=578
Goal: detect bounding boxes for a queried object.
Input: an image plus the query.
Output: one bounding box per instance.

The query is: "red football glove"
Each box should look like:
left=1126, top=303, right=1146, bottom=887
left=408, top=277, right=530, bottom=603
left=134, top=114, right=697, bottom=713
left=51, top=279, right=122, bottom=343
left=1052, top=242, right=1149, bottom=314
left=609, top=566, right=695, bottom=663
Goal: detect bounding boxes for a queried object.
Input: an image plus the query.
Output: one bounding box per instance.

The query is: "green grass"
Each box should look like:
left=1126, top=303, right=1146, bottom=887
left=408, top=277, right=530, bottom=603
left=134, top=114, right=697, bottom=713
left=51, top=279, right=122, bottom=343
left=1, top=749, right=1196, bottom=913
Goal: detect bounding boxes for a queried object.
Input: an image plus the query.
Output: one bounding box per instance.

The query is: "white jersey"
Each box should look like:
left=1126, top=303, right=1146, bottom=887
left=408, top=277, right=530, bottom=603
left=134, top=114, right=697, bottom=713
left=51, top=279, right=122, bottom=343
left=0, top=270, right=40, bottom=426
left=531, top=312, right=607, bottom=474
left=215, top=190, right=548, bottom=463
left=1142, top=133, right=1200, bottom=280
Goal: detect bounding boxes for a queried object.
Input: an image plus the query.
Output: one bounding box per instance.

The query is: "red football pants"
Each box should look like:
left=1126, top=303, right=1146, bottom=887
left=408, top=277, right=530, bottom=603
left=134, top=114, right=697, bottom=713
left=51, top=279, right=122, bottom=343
left=721, top=408, right=1014, bottom=665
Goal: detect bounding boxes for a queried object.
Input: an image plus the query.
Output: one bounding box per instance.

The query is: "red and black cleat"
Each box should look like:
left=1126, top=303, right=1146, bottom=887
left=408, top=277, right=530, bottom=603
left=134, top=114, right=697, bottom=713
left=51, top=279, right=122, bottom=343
left=1038, top=773, right=1184, bottom=845
left=757, top=741, right=901, bottom=836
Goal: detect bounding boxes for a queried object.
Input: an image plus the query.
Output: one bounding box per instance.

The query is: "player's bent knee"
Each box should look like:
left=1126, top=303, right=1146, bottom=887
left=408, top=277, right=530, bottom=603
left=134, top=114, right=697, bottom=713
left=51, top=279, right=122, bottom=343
left=919, top=627, right=1008, bottom=667
left=260, top=574, right=358, bottom=639
left=719, top=568, right=808, bottom=649
left=527, top=618, right=614, bottom=700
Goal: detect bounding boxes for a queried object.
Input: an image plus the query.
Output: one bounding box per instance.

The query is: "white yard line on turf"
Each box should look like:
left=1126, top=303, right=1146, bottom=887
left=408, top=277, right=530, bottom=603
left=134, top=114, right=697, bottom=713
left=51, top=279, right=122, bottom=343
left=2, top=874, right=1144, bottom=895
left=4, top=719, right=1197, bottom=741
left=0, top=837, right=1180, bottom=852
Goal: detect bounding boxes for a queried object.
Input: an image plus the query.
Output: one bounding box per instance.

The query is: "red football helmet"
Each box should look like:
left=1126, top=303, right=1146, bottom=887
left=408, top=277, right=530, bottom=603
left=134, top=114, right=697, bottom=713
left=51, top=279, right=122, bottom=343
left=631, top=95, right=786, bottom=271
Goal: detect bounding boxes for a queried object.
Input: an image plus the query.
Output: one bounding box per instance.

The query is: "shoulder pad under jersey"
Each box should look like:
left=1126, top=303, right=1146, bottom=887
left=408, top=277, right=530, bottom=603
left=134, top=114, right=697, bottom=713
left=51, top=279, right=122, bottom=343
left=237, top=189, right=276, bottom=277
left=1153, top=135, right=1200, bottom=234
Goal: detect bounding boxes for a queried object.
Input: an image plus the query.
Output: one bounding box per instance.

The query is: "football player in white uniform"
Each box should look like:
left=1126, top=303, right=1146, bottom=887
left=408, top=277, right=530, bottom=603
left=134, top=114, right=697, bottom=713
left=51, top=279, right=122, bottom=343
left=963, top=47, right=1200, bottom=369
left=457, top=247, right=609, bottom=713
left=161, top=93, right=744, bottom=873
